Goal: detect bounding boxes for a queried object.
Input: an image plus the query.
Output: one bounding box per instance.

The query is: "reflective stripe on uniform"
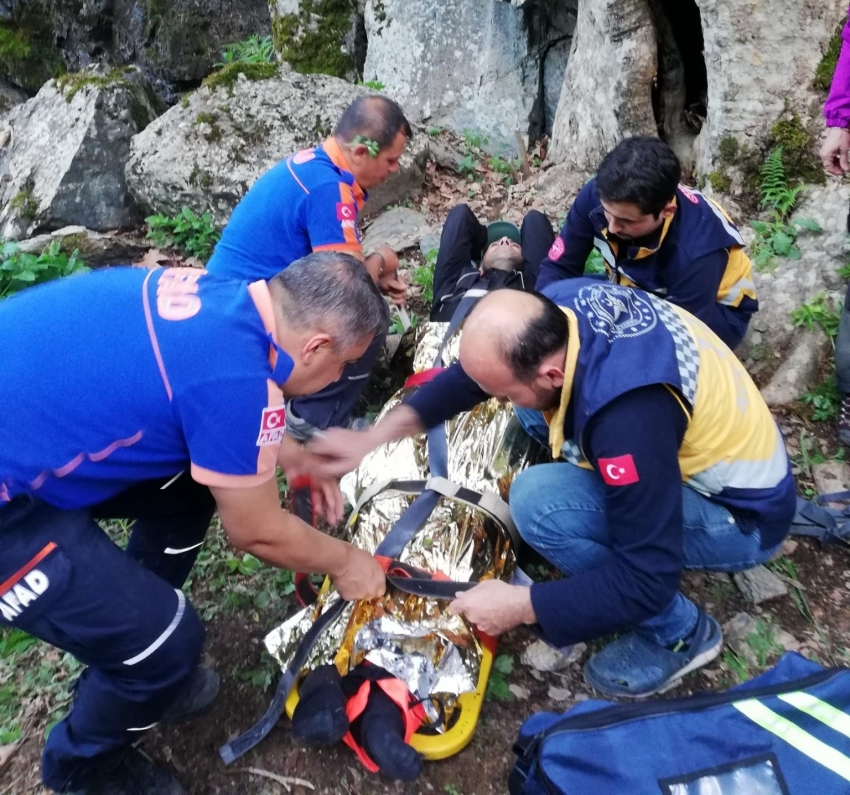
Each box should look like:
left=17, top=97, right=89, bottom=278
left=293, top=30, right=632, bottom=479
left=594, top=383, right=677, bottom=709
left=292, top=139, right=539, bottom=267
left=733, top=698, right=850, bottom=782
left=123, top=589, right=186, bottom=666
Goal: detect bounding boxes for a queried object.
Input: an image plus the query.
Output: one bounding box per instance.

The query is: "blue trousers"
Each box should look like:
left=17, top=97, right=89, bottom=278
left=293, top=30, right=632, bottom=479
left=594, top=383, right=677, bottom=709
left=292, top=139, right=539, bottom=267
left=0, top=474, right=215, bottom=792
left=511, top=408, right=779, bottom=646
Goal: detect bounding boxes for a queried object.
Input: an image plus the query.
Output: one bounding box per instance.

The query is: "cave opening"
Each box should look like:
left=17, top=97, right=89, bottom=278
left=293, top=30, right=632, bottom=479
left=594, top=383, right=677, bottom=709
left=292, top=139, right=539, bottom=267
left=649, top=0, right=708, bottom=177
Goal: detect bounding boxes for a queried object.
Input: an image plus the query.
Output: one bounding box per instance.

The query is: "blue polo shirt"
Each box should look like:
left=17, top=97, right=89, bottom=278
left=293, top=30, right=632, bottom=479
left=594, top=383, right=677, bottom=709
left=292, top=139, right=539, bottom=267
left=0, top=267, right=293, bottom=510
left=206, top=137, right=367, bottom=282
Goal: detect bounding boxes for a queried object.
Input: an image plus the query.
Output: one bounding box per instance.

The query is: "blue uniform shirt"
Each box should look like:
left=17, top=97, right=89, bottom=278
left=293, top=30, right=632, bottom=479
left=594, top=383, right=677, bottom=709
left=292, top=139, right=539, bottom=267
left=0, top=267, right=293, bottom=509
left=206, top=137, right=367, bottom=282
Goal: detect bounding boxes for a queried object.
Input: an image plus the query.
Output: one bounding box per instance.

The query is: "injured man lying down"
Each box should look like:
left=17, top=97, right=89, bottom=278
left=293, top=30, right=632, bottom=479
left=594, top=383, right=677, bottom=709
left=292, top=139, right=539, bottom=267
left=264, top=321, right=544, bottom=781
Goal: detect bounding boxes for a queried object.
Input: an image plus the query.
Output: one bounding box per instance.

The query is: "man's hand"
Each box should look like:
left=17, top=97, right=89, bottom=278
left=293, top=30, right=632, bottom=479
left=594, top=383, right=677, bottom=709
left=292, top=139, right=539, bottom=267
left=368, top=246, right=407, bottom=307
left=821, top=127, right=850, bottom=176
left=449, top=580, right=536, bottom=636
left=308, top=427, right=379, bottom=477
left=332, top=546, right=386, bottom=600
left=309, top=475, right=344, bottom=525
left=308, top=405, right=425, bottom=477
left=277, top=435, right=344, bottom=524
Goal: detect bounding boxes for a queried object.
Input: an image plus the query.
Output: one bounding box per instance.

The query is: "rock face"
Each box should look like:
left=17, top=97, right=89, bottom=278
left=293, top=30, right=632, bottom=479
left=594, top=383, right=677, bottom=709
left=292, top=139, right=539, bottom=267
left=548, top=0, right=657, bottom=172
left=269, top=0, right=366, bottom=81
left=0, top=66, right=161, bottom=240
left=125, top=65, right=428, bottom=227
left=362, top=0, right=577, bottom=154
left=693, top=0, right=844, bottom=181
left=0, top=0, right=272, bottom=97
left=742, top=181, right=849, bottom=406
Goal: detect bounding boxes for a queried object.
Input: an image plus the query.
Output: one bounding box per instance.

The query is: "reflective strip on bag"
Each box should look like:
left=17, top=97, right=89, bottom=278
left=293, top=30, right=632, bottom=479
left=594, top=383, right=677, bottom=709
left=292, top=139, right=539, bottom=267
left=733, top=698, right=850, bottom=782
left=778, top=692, right=850, bottom=741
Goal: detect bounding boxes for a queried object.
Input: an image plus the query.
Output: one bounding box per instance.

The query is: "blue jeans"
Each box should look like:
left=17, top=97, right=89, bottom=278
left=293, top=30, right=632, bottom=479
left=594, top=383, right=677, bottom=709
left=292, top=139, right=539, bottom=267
left=511, top=408, right=780, bottom=646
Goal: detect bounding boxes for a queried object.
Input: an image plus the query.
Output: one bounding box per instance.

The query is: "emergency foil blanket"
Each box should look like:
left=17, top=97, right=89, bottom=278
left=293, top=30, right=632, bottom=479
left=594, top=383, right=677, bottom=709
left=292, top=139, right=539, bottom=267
left=265, top=321, right=543, bottom=726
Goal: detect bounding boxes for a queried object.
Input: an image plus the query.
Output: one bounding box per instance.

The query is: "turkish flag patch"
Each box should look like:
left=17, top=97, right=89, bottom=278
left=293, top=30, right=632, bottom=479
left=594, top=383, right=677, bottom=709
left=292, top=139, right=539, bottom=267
left=257, top=405, right=286, bottom=446
left=336, top=202, right=356, bottom=221
left=548, top=236, right=565, bottom=260
left=599, top=454, right=640, bottom=486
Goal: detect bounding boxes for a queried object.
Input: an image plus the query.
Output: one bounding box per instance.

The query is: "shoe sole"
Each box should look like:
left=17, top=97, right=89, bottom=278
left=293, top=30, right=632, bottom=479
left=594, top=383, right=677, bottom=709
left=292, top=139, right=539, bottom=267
left=585, top=635, right=724, bottom=700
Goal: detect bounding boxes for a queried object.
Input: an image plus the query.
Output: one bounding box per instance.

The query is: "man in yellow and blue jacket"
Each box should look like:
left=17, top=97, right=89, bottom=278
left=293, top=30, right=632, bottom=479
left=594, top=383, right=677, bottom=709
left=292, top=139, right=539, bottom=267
left=310, top=278, right=794, bottom=699
left=538, top=137, right=757, bottom=350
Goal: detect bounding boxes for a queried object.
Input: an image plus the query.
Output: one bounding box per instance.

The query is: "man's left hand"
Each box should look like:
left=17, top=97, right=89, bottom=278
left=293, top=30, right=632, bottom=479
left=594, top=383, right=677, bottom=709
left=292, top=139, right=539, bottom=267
left=449, top=580, right=536, bottom=636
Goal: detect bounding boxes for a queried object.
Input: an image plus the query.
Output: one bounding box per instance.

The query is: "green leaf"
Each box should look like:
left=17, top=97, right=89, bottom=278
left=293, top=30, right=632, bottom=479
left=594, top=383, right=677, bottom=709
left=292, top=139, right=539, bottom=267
left=787, top=245, right=802, bottom=260
left=494, top=654, right=513, bottom=675
left=771, top=231, right=794, bottom=256
left=795, top=217, right=822, bottom=232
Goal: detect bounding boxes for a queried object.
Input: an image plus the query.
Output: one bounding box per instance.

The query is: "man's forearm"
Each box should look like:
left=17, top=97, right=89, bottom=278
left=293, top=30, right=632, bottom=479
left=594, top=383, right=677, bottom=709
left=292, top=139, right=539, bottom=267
left=230, top=508, right=350, bottom=575
left=368, top=404, right=425, bottom=446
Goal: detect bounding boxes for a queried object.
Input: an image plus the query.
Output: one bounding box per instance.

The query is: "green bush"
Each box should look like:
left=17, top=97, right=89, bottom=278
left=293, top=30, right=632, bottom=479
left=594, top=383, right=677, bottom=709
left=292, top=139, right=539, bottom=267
left=145, top=207, right=221, bottom=262
left=216, top=35, right=275, bottom=67
left=0, top=241, right=88, bottom=299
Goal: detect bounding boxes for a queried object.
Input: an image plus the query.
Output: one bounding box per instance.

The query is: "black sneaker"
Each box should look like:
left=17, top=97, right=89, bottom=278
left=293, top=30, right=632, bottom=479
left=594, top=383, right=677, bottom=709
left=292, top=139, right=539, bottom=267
left=160, top=666, right=220, bottom=723
left=66, top=748, right=187, bottom=795
left=839, top=395, right=850, bottom=447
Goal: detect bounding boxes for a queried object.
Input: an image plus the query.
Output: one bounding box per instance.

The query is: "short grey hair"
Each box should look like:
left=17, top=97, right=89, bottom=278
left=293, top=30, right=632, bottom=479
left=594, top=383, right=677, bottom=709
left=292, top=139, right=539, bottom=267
left=270, top=252, right=388, bottom=351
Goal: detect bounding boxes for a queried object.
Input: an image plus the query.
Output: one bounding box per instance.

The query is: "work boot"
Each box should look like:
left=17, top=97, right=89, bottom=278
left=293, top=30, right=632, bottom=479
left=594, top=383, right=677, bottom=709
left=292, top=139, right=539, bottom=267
left=160, top=666, right=220, bottom=723
left=584, top=611, right=722, bottom=699
left=358, top=687, right=422, bottom=781
left=838, top=394, right=850, bottom=447
left=66, top=747, right=187, bottom=795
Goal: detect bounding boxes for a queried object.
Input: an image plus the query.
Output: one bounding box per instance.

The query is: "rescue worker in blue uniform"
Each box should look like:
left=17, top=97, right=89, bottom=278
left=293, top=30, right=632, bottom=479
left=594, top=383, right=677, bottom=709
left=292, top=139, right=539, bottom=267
left=310, top=279, right=795, bottom=699
left=0, top=254, right=388, bottom=794
left=537, top=136, right=758, bottom=350
left=207, top=95, right=411, bottom=440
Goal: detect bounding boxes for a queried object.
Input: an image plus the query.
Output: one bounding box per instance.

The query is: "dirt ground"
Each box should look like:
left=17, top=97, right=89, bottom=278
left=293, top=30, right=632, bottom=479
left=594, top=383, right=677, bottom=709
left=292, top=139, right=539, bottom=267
left=3, top=138, right=850, bottom=795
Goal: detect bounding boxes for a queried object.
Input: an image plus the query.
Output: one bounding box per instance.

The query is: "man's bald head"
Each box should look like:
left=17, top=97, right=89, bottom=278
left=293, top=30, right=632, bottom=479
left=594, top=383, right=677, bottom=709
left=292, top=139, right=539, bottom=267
left=459, top=290, right=568, bottom=410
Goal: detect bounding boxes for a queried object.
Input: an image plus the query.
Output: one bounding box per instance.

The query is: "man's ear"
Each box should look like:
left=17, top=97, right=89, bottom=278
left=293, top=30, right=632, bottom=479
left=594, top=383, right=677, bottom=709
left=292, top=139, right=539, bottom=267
left=539, top=362, right=565, bottom=389
left=660, top=200, right=677, bottom=220
left=301, top=333, right=333, bottom=364
left=349, top=143, right=370, bottom=164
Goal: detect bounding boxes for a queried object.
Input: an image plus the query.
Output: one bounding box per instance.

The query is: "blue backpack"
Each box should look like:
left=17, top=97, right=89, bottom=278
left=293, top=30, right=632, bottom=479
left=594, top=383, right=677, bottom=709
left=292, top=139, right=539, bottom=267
left=510, top=653, right=850, bottom=794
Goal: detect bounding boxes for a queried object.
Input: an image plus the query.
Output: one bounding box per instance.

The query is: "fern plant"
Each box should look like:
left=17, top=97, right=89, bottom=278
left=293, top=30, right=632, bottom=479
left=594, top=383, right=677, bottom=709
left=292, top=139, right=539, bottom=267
left=750, top=147, right=820, bottom=272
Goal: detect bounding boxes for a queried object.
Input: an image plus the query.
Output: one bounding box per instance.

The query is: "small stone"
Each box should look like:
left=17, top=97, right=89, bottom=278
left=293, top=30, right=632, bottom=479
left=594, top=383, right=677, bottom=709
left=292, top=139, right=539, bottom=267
left=509, top=684, right=530, bottom=700
left=361, top=208, right=434, bottom=254
left=723, top=612, right=760, bottom=645
left=547, top=686, right=572, bottom=702
left=733, top=566, right=789, bottom=604
left=812, top=461, right=850, bottom=499
left=573, top=693, right=589, bottom=702
left=521, top=639, right=574, bottom=672
left=774, top=628, right=800, bottom=652
left=418, top=232, right=441, bottom=257
left=781, top=539, right=798, bottom=557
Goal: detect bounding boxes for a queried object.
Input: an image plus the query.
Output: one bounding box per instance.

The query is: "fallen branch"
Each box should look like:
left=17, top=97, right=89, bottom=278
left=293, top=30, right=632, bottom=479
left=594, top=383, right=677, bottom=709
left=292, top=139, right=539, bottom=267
left=514, top=131, right=532, bottom=179
left=230, top=766, right=316, bottom=792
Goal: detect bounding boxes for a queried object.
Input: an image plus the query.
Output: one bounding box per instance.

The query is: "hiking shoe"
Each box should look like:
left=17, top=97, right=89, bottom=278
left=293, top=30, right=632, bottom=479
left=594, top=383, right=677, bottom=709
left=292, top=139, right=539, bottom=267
left=160, top=666, right=220, bottom=723
left=66, top=747, right=187, bottom=795
left=839, top=394, right=850, bottom=447
left=584, top=612, right=722, bottom=699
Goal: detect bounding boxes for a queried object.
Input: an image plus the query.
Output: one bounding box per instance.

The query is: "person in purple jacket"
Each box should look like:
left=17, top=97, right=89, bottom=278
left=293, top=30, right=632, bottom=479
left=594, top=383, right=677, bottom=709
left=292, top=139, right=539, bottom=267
left=821, top=7, right=850, bottom=445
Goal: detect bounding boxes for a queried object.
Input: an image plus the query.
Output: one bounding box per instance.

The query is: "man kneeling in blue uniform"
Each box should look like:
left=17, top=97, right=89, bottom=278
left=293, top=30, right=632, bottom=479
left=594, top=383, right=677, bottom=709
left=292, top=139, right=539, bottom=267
left=537, top=136, right=758, bottom=350
left=0, top=254, right=388, bottom=794
left=310, top=280, right=795, bottom=699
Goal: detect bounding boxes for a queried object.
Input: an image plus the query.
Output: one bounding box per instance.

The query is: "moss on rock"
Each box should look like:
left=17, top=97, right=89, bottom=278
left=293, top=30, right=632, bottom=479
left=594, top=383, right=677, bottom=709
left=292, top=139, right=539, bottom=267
left=718, top=136, right=739, bottom=166
left=814, top=19, right=844, bottom=92
left=201, top=62, right=279, bottom=95
left=194, top=111, right=223, bottom=143
left=708, top=170, right=731, bottom=193
left=770, top=115, right=825, bottom=187
left=0, top=19, right=64, bottom=93
left=9, top=188, right=38, bottom=219
left=55, top=66, right=134, bottom=102
left=271, top=0, right=355, bottom=79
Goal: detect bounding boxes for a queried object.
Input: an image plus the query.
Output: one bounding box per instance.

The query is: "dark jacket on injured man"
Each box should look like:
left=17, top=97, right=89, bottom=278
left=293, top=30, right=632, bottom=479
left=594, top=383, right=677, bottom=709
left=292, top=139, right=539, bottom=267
left=536, top=180, right=758, bottom=350
left=404, top=278, right=795, bottom=648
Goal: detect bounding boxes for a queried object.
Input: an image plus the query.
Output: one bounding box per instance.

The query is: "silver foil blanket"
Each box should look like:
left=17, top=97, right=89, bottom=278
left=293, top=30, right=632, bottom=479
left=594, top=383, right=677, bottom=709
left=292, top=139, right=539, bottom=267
left=264, top=321, right=543, bottom=725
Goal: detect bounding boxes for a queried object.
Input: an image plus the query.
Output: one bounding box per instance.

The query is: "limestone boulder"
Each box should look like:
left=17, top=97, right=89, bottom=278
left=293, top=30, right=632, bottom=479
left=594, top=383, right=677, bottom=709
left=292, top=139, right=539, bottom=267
left=362, top=0, right=577, bottom=154
left=125, top=65, right=428, bottom=228
left=0, top=66, right=162, bottom=241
